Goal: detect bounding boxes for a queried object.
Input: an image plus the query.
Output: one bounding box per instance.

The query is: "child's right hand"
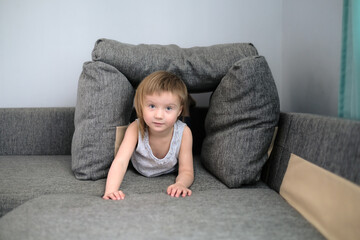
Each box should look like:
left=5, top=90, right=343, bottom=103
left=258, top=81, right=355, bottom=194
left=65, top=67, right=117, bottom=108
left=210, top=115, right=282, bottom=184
left=102, top=190, right=125, bottom=200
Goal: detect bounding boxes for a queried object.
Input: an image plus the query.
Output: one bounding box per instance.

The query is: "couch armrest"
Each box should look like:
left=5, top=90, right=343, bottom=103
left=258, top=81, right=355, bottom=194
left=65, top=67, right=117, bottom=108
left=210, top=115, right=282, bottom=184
left=262, top=112, right=360, bottom=191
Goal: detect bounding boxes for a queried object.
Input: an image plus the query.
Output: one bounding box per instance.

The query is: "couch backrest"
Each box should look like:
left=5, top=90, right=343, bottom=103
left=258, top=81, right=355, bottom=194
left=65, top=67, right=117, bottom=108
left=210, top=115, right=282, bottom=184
left=0, top=107, right=207, bottom=156
left=0, top=108, right=75, bottom=155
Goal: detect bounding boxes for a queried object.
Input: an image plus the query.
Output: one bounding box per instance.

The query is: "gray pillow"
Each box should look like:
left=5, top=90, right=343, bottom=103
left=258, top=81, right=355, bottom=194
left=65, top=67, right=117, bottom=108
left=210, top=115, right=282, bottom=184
left=72, top=61, right=134, bottom=180
left=92, top=39, right=258, bottom=92
left=201, top=56, right=280, bottom=188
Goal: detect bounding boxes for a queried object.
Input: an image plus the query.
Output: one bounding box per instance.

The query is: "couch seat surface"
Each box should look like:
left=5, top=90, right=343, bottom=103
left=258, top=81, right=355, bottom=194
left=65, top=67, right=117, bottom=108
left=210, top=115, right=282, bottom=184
left=0, top=155, right=263, bottom=217
left=0, top=189, right=323, bottom=240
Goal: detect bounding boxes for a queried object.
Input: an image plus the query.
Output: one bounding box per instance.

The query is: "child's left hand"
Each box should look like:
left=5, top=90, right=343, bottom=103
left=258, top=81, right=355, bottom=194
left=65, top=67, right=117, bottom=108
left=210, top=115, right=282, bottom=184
left=167, top=183, right=192, bottom=198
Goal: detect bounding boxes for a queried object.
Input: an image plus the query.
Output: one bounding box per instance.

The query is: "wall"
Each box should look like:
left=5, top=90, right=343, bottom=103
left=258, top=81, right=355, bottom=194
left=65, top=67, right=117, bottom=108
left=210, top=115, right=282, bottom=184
left=0, top=0, right=343, bottom=117
left=282, top=0, right=343, bottom=117
left=0, top=0, right=282, bottom=108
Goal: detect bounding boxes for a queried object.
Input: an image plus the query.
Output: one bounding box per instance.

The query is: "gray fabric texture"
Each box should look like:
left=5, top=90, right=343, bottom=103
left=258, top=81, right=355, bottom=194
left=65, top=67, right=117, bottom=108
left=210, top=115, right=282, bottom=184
left=72, top=61, right=135, bottom=180
left=0, top=190, right=323, bottom=240
left=92, top=38, right=259, bottom=92
left=0, top=155, right=248, bottom=217
left=202, top=56, right=280, bottom=188
left=0, top=108, right=74, bottom=155
left=262, top=112, right=360, bottom=192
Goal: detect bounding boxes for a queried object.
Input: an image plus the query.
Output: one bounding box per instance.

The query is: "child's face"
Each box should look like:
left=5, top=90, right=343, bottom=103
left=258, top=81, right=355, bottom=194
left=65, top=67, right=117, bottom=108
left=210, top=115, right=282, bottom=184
left=143, top=91, right=182, bottom=134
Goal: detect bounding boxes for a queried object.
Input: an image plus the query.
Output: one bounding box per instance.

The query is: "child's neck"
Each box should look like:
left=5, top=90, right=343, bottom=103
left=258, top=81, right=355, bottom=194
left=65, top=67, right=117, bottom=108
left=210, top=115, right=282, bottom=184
left=148, top=126, right=174, bottom=139
left=148, top=126, right=174, bottom=159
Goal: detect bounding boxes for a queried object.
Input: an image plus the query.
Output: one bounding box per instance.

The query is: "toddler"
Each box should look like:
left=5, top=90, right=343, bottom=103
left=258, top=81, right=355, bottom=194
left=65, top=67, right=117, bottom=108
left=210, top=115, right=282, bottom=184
left=103, top=71, right=194, bottom=200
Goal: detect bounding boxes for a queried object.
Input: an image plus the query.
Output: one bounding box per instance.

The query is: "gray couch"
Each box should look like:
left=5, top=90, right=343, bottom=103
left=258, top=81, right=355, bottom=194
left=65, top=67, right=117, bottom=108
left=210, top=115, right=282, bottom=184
left=1, top=39, right=359, bottom=239
left=0, top=107, right=359, bottom=239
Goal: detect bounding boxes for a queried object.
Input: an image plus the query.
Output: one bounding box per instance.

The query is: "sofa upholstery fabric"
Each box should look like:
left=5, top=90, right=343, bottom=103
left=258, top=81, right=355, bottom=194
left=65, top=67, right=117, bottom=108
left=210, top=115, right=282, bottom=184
left=262, top=112, right=360, bottom=192
left=0, top=155, right=239, bottom=218
left=92, top=38, right=259, bottom=92
left=72, top=61, right=135, bottom=180
left=0, top=108, right=74, bottom=155
left=2, top=107, right=356, bottom=239
left=202, top=56, right=280, bottom=188
left=0, top=190, right=323, bottom=240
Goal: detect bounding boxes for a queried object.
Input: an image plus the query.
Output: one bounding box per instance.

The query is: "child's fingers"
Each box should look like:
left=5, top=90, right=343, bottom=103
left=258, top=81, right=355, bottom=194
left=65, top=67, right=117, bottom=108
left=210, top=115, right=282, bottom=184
left=169, top=187, right=175, bottom=197
left=166, top=186, right=172, bottom=195
left=113, top=191, right=125, bottom=200
left=174, top=189, right=180, bottom=197
left=174, top=189, right=182, bottom=197
left=108, top=193, right=117, bottom=200
left=112, top=192, right=120, bottom=200
left=169, top=187, right=178, bottom=197
left=167, top=185, right=192, bottom=198
left=187, top=189, right=192, bottom=196
left=182, top=189, right=192, bottom=197
left=167, top=185, right=179, bottom=196
left=174, top=188, right=188, bottom=198
left=103, top=191, right=125, bottom=200
left=119, top=191, right=125, bottom=199
left=181, top=189, right=192, bottom=197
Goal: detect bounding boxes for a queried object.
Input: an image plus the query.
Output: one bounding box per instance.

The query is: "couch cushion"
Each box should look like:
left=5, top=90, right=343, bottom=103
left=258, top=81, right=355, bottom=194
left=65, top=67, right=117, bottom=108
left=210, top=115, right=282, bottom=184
left=92, top=38, right=258, bottom=92
left=0, top=155, right=104, bottom=217
left=201, top=56, right=280, bottom=188
left=71, top=61, right=135, bottom=180
left=0, top=155, right=237, bottom=217
left=0, top=189, right=323, bottom=240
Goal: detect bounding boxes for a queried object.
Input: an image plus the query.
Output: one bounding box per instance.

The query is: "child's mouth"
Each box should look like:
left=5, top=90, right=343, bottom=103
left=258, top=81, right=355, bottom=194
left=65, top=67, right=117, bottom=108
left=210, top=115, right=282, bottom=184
left=153, top=122, right=164, bottom=126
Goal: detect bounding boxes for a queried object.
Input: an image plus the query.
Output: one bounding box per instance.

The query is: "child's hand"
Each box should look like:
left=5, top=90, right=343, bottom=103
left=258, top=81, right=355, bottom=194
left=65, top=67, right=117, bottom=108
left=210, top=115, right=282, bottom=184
left=102, top=190, right=125, bottom=200
left=167, top=183, right=192, bottom=198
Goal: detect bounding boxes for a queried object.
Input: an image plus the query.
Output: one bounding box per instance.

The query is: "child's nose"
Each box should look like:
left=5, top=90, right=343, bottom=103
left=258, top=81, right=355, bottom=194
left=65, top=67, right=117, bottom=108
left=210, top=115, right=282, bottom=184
left=155, top=109, right=164, bottom=118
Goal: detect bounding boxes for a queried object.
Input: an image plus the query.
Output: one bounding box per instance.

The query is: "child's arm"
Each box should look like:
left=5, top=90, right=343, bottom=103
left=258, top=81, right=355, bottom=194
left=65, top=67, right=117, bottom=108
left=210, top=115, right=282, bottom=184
left=167, top=126, right=194, bottom=197
left=103, top=121, right=138, bottom=200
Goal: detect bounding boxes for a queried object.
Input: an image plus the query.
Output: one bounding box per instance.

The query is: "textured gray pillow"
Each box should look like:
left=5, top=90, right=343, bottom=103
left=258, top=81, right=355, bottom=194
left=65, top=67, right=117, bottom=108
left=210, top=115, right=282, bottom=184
left=201, top=56, right=280, bottom=188
left=92, top=39, right=258, bottom=92
left=72, top=61, right=134, bottom=180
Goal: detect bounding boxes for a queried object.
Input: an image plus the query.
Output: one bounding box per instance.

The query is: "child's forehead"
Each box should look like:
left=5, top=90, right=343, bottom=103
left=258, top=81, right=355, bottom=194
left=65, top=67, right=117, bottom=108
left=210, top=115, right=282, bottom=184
left=144, top=91, right=181, bottom=104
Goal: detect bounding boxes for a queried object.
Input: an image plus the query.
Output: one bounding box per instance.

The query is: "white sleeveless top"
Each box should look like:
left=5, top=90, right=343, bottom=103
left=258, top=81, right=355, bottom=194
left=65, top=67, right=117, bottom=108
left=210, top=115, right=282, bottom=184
left=131, top=120, right=186, bottom=177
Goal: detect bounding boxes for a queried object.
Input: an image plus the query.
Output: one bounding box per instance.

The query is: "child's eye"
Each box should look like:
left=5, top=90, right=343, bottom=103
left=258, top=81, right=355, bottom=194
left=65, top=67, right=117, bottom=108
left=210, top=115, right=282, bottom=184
left=166, top=106, right=173, bottom=111
left=149, top=104, right=155, bottom=109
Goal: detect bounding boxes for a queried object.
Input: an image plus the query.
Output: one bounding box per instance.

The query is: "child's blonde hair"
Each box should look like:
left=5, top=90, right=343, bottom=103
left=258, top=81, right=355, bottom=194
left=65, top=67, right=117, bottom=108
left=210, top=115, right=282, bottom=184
left=134, top=71, right=188, bottom=138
